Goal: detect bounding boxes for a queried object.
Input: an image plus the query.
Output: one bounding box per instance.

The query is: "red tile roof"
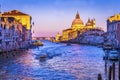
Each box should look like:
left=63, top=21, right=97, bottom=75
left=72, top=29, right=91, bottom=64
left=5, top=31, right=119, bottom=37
left=2, top=10, right=29, bottom=16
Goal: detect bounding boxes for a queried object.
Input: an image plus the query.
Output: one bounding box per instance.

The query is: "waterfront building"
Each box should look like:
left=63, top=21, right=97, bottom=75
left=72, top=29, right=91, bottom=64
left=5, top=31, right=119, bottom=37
left=0, top=10, right=32, bottom=52
left=62, top=28, right=72, bottom=41
left=61, top=11, right=96, bottom=42
left=55, top=32, right=61, bottom=42
left=85, top=18, right=96, bottom=29
left=79, top=29, right=104, bottom=45
left=107, top=13, right=120, bottom=48
left=2, top=10, right=31, bottom=30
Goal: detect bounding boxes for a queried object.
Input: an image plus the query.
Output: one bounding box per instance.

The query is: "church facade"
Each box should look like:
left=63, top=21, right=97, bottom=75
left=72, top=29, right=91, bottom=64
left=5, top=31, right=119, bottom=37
left=61, top=12, right=96, bottom=41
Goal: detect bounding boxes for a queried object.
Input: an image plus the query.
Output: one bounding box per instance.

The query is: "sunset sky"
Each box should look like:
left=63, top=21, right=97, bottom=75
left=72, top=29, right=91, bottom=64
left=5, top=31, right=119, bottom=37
left=1, top=0, right=120, bottom=37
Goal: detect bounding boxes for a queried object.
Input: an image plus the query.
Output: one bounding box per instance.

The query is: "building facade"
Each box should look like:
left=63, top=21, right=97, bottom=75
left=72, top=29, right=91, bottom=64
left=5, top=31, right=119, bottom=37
left=78, top=29, right=104, bottom=45
left=107, top=14, right=120, bottom=48
left=0, top=10, right=32, bottom=52
left=2, top=10, right=31, bottom=30
left=62, top=28, right=72, bottom=41
left=55, top=32, right=61, bottom=42
left=61, top=11, right=96, bottom=42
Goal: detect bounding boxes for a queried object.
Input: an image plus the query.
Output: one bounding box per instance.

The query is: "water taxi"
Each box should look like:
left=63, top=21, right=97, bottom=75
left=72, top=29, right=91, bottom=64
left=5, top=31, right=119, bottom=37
left=33, top=40, right=43, bottom=46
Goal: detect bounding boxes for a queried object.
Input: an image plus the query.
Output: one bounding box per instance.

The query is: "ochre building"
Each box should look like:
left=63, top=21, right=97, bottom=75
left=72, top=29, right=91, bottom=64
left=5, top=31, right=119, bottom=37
left=1, top=10, right=31, bottom=30
left=61, top=11, right=96, bottom=41
left=108, top=14, right=120, bottom=22
left=55, top=32, right=61, bottom=42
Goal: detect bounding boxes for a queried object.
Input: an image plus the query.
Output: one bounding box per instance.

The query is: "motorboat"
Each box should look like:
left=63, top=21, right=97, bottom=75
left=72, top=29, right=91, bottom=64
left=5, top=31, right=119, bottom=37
left=33, top=40, right=43, bottom=46
left=108, top=50, right=119, bottom=61
left=39, top=54, right=47, bottom=61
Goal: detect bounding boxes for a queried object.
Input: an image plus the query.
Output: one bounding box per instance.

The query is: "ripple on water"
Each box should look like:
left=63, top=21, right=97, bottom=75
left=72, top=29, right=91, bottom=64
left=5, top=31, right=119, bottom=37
left=0, top=41, right=117, bottom=80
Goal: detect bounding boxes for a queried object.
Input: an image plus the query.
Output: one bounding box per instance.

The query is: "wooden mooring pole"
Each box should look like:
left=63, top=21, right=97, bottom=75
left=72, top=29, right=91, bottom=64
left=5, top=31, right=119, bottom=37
left=2, top=50, right=4, bottom=56
left=6, top=47, right=8, bottom=58
left=108, top=66, right=112, bottom=80
left=112, top=63, right=115, bottom=80
left=118, top=61, right=120, bottom=80
left=98, top=74, right=102, bottom=80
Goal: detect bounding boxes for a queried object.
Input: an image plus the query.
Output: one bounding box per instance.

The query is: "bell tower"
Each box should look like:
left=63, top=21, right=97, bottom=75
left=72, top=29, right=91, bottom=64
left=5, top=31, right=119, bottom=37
left=93, top=19, right=96, bottom=28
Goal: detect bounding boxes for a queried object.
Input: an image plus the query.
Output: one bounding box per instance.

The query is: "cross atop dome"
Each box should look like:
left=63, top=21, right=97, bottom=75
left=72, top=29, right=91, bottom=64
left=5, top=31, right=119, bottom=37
left=75, top=11, right=80, bottom=19
left=88, top=18, right=91, bottom=22
left=72, top=11, right=83, bottom=25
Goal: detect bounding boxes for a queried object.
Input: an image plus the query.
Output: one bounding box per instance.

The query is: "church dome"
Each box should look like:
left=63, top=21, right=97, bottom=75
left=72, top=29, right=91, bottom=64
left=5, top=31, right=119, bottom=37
left=86, top=23, right=92, bottom=26
left=86, top=18, right=92, bottom=26
left=72, top=12, right=83, bottom=25
left=72, top=19, right=83, bottom=25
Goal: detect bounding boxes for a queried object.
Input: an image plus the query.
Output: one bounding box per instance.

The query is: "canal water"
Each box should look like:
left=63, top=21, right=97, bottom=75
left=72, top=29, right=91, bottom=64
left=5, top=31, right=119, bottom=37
left=0, top=40, right=119, bottom=80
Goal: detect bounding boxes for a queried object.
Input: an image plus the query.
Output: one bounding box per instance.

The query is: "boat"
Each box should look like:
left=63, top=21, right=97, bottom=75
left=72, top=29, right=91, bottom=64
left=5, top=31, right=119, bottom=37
left=33, top=40, right=43, bottom=46
left=103, top=42, right=112, bottom=50
left=108, top=50, right=119, bottom=61
left=39, top=54, right=47, bottom=61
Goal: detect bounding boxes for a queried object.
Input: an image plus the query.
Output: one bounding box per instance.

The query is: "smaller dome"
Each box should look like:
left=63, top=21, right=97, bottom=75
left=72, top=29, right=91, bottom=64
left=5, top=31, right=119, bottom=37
left=86, top=22, right=92, bottom=26
left=86, top=18, right=92, bottom=26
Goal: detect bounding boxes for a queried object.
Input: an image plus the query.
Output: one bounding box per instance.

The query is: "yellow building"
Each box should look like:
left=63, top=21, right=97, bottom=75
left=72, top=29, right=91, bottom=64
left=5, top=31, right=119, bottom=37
left=62, top=28, right=72, bottom=41
left=2, top=10, right=31, bottom=30
left=69, top=30, right=78, bottom=40
left=55, top=32, right=61, bottom=42
left=61, top=11, right=96, bottom=42
left=62, top=12, right=84, bottom=41
left=71, top=11, right=84, bottom=30
left=108, top=14, right=120, bottom=22
left=85, top=18, right=96, bottom=29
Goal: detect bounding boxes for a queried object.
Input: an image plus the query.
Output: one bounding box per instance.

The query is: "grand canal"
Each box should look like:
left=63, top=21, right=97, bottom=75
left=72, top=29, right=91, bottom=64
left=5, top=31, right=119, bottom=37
left=0, top=40, right=119, bottom=80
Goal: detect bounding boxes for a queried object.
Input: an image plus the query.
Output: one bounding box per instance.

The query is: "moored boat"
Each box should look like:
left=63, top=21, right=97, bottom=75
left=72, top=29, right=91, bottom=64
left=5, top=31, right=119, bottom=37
left=108, top=50, right=119, bottom=61
left=103, top=42, right=112, bottom=50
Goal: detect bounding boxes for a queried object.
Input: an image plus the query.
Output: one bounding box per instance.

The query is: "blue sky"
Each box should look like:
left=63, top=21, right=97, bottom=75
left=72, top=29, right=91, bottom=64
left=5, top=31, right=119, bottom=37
left=0, top=0, right=120, bottom=37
